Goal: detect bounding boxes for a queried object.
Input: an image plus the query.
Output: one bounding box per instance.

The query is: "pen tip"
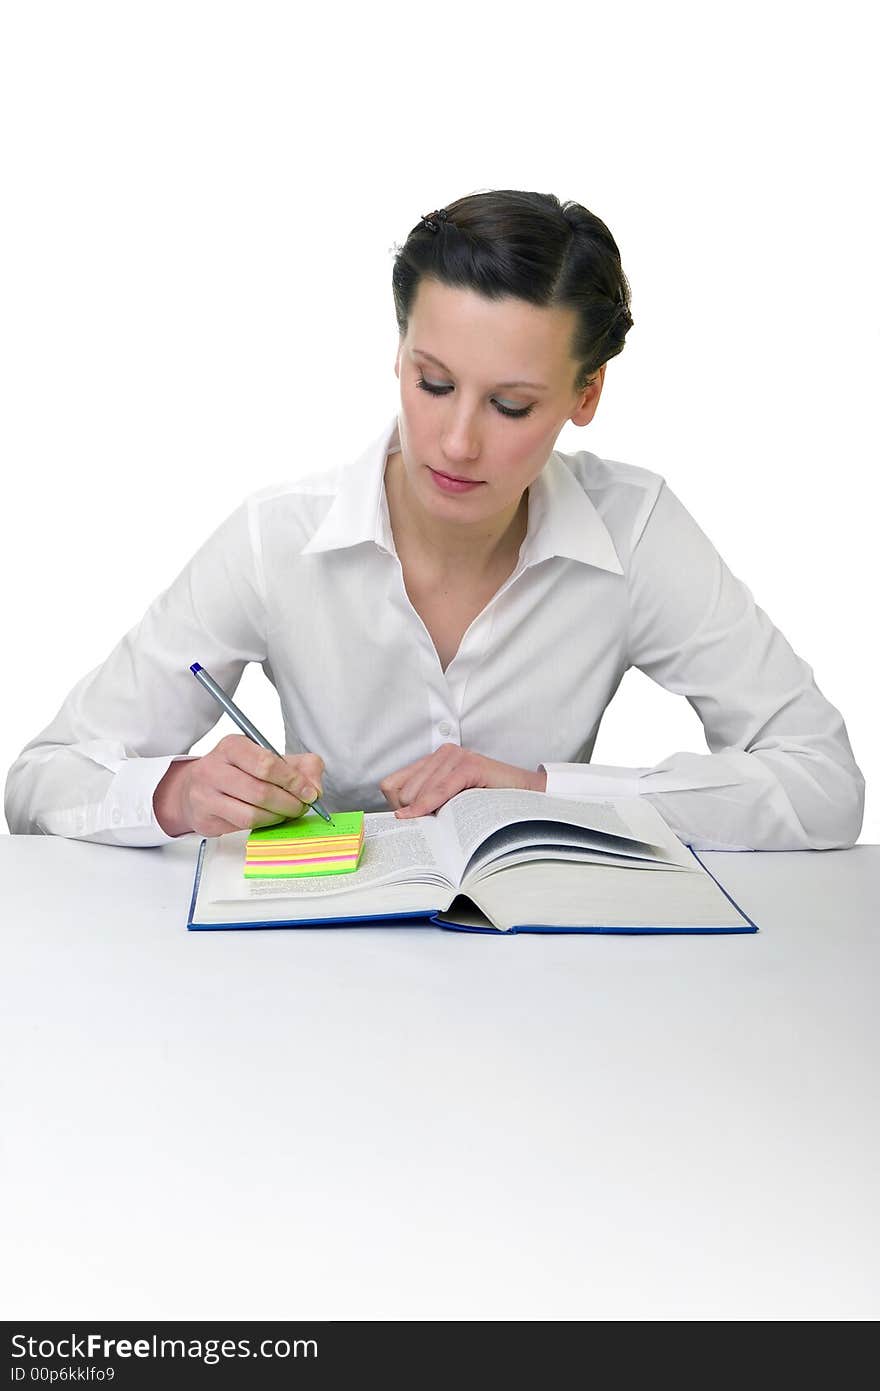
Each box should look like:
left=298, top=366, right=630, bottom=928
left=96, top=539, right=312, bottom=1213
left=190, top=663, right=202, bottom=674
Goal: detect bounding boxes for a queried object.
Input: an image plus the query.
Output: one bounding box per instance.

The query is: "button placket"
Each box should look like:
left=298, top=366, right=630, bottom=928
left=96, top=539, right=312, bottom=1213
left=445, top=557, right=530, bottom=738
left=382, top=491, right=535, bottom=754
left=383, top=548, right=456, bottom=751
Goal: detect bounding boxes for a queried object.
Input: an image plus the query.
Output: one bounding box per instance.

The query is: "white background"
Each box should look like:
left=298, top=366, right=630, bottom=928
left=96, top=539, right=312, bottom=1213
left=1, top=0, right=877, bottom=839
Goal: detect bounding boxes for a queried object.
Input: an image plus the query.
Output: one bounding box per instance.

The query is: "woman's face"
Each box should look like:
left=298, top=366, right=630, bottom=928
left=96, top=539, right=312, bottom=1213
left=394, top=277, right=604, bottom=526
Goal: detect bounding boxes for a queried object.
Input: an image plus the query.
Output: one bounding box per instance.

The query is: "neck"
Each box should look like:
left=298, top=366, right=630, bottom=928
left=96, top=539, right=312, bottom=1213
left=384, top=451, right=528, bottom=578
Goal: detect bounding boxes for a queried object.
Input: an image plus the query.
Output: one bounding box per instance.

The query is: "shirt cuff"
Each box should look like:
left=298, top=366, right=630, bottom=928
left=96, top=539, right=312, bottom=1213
left=539, top=762, right=652, bottom=800
left=104, top=754, right=199, bottom=844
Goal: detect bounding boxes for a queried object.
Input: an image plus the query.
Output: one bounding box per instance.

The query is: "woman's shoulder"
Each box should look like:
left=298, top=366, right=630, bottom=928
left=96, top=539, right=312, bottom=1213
left=241, top=462, right=344, bottom=509
left=552, top=444, right=669, bottom=564
left=235, top=464, right=344, bottom=538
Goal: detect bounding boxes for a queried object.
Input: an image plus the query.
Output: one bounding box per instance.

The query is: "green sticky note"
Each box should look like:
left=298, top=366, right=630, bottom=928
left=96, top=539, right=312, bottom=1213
left=247, top=810, right=364, bottom=843
left=244, top=809, right=365, bottom=878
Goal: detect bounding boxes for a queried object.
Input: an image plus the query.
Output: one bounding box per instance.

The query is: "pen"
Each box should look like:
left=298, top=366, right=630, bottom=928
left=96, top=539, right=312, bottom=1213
left=189, top=662, right=333, bottom=824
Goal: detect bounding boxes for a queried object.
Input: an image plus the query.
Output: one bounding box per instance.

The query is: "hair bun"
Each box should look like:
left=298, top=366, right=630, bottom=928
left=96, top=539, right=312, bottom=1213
left=420, top=209, right=448, bottom=232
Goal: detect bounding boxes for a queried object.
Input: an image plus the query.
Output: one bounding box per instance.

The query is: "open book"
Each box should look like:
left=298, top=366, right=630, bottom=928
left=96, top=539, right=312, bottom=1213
left=187, top=788, right=756, bottom=934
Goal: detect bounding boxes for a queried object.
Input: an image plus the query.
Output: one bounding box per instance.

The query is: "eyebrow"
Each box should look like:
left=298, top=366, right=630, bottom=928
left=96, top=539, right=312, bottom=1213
left=411, top=349, right=549, bottom=392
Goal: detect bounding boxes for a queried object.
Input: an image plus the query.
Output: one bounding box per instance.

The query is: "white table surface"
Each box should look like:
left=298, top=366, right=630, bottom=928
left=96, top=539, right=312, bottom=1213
left=2, top=834, right=878, bottom=1321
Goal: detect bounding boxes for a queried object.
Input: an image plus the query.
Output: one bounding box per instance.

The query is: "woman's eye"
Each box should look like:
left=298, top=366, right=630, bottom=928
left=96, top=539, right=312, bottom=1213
left=415, top=375, right=534, bottom=419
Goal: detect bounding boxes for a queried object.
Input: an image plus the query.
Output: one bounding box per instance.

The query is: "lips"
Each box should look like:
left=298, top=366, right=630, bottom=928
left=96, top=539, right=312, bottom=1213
left=427, top=467, right=486, bottom=495
left=435, top=467, right=478, bottom=483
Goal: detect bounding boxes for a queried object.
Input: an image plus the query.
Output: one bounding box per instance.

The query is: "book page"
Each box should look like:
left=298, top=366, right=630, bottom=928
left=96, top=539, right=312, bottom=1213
left=201, top=811, right=455, bottom=906
left=464, top=859, right=752, bottom=932
left=469, top=840, right=690, bottom=880
left=436, top=788, right=693, bottom=882
left=462, top=823, right=681, bottom=884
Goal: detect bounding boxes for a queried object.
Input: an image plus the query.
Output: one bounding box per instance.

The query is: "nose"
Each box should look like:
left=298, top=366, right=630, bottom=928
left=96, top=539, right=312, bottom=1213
left=440, top=406, right=482, bottom=467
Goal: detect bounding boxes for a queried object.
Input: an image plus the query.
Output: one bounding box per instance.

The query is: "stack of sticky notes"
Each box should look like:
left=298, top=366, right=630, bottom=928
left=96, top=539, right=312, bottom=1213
left=244, top=810, right=365, bottom=879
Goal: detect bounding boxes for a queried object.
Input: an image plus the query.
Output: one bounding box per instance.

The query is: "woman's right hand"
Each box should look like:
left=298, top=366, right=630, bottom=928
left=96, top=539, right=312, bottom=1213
left=153, top=734, right=325, bottom=838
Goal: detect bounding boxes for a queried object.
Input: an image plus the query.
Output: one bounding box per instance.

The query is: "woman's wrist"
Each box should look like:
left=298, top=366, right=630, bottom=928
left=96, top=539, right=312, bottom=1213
left=518, top=766, right=547, bottom=793
left=153, top=759, right=196, bottom=837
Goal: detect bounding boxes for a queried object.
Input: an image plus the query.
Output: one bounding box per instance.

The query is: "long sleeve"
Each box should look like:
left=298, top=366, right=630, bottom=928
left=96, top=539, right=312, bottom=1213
left=543, top=481, right=865, bottom=851
left=5, top=499, right=267, bottom=846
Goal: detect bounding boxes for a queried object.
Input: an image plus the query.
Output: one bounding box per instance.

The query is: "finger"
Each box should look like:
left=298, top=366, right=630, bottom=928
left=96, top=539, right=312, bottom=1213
left=215, top=763, right=314, bottom=820
left=224, top=741, right=322, bottom=802
left=394, top=749, right=489, bottom=819
left=287, top=752, right=325, bottom=790
left=379, top=752, right=436, bottom=807
left=395, top=770, right=473, bottom=819
left=193, top=790, right=290, bottom=836
left=393, top=766, right=440, bottom=809
left=382, top=744, right=464, bottom=809
left=393, top=746, right=465, bottom=810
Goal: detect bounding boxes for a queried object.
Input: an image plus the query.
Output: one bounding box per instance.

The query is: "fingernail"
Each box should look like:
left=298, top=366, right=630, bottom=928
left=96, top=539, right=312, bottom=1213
left=301, top=784, right=318, bottom=802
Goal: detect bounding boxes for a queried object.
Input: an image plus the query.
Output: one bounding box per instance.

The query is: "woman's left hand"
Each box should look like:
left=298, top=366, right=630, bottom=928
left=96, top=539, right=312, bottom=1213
left=380, top=744, right=547, bottom=818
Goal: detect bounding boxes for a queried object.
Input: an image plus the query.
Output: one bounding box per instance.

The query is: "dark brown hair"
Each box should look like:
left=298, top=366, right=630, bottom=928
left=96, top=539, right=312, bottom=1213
left=391, top=189, right=633, bottom=394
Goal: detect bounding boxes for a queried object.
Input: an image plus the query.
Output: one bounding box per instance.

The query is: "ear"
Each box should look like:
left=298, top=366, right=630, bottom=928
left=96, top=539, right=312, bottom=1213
left=570, top=363, right=606, bottom=427
left=394, top=340, right=403, bottom=379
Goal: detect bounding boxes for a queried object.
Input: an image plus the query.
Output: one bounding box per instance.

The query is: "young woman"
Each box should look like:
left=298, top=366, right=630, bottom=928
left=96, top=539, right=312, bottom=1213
left=5, top=190, right=865, bottom=851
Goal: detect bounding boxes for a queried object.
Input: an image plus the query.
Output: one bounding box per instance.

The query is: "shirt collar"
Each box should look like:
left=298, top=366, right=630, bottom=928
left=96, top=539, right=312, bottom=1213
left=300, top=415, right=400, bottom=557
left=301, top=412, right=623, bottom=575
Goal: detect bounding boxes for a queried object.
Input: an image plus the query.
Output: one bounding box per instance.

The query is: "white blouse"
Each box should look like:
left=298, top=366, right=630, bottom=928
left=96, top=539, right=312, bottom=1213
left=4, top=413, right=865, bottom=852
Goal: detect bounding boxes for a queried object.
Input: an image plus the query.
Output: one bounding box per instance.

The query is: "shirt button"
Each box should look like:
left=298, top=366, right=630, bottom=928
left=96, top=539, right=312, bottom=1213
left=438, top=722, right=453, bottom=737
